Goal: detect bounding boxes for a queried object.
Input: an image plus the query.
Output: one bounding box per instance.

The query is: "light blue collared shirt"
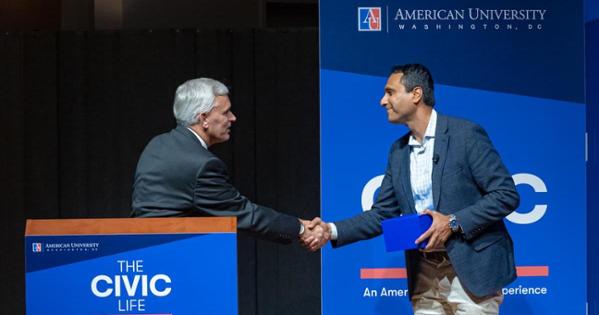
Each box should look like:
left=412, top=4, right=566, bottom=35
left=408, top=109, right=437, bottom=213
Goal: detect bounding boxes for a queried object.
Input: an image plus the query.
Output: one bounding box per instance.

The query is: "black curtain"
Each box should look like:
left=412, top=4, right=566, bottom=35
left=0, top=29, right=320, bottom=315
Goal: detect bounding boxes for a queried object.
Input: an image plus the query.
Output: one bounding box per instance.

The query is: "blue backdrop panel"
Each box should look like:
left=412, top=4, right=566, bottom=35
left=25, top=233, right=237, bottom=315
left=320, top=1, right=585, bottom=314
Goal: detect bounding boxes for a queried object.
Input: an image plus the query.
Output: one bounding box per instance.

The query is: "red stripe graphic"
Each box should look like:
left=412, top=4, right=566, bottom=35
left=360, top=266, right=549, bottom=279
left=516, top=266, right=549, bottom=277
left=361, top=268, right=407, bottom=279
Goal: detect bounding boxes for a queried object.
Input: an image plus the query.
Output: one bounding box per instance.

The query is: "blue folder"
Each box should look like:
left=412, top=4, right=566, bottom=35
left=382, top=214, right=433, bottom=252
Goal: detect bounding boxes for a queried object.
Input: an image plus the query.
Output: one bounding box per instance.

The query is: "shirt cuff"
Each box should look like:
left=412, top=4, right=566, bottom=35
left=328, top=223, right=338, bottom=240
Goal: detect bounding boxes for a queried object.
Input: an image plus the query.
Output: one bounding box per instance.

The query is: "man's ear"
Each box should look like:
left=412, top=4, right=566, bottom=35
left=198, top=112, right=209, bottom=128
left=411, top=86, right=424, bottom=105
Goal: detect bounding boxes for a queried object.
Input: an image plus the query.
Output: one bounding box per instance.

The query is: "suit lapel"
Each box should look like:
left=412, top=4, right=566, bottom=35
left=398, top=140, right=417, bottom=214
left=432, top=115, right=449, bottom=211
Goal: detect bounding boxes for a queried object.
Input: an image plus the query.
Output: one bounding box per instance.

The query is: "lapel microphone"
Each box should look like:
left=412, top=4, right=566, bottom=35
left=433, top=154, right=440, bottom=164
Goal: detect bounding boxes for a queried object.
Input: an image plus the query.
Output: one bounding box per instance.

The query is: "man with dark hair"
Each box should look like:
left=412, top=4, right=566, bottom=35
left=310, top=64, right=519, bottom=314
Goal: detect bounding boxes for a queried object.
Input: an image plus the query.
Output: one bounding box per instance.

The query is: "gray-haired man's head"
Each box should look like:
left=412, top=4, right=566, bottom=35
left=173, top=78, right=236, bottom=147
left=173, top=78, right=229, bottom=126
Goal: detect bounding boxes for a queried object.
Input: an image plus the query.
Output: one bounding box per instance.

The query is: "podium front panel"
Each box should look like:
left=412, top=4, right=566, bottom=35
left=25, top=218, right=237, bottom=315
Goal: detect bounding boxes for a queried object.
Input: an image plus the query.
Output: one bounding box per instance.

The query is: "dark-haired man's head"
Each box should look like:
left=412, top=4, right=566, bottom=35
left=390, top=64, right=435, bottom=107
left=379, top=64, right=435, bottom=124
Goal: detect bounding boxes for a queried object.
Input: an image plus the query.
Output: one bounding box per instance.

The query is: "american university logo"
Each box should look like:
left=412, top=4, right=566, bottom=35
left=32, top=243, right=42, bottom=253
left=358, top=7, right=382, bottom=31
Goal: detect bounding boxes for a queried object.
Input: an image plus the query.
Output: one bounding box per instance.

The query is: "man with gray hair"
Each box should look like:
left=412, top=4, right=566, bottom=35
left=132, top=78, right=328, bottom=246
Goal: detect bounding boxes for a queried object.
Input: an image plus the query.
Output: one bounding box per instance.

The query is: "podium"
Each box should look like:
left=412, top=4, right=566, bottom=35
left=25, top=217, right=238, bottom=315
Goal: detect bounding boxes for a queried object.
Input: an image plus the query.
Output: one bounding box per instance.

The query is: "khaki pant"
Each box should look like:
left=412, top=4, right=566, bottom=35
left=411, top=251, right=503, bottom=315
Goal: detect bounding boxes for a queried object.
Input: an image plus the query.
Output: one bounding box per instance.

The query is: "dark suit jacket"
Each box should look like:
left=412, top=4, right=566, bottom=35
left=132, top=125, right=300, bottom=244
left=333, top=113, right=520, bottom=297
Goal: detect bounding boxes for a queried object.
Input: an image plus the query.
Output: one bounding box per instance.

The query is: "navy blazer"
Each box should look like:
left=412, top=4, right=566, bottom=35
left=131, top=125, right=301, bottom=243
left=333, top=113, right=520, bottom=297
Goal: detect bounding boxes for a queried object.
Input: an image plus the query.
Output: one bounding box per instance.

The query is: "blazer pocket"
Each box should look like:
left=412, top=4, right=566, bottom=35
left=472, top=234, right=504, bottom=252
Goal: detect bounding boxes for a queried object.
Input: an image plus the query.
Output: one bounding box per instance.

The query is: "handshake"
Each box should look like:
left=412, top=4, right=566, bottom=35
left=299, top=217, right=332, bottom=252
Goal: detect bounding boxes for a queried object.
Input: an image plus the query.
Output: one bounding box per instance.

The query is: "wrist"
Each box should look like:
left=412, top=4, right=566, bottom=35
left=448, top=214, right=461, bottom=233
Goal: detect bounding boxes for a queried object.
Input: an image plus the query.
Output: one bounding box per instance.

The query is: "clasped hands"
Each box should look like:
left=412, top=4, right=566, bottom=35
left=299, top=217, right=331, bottom=252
